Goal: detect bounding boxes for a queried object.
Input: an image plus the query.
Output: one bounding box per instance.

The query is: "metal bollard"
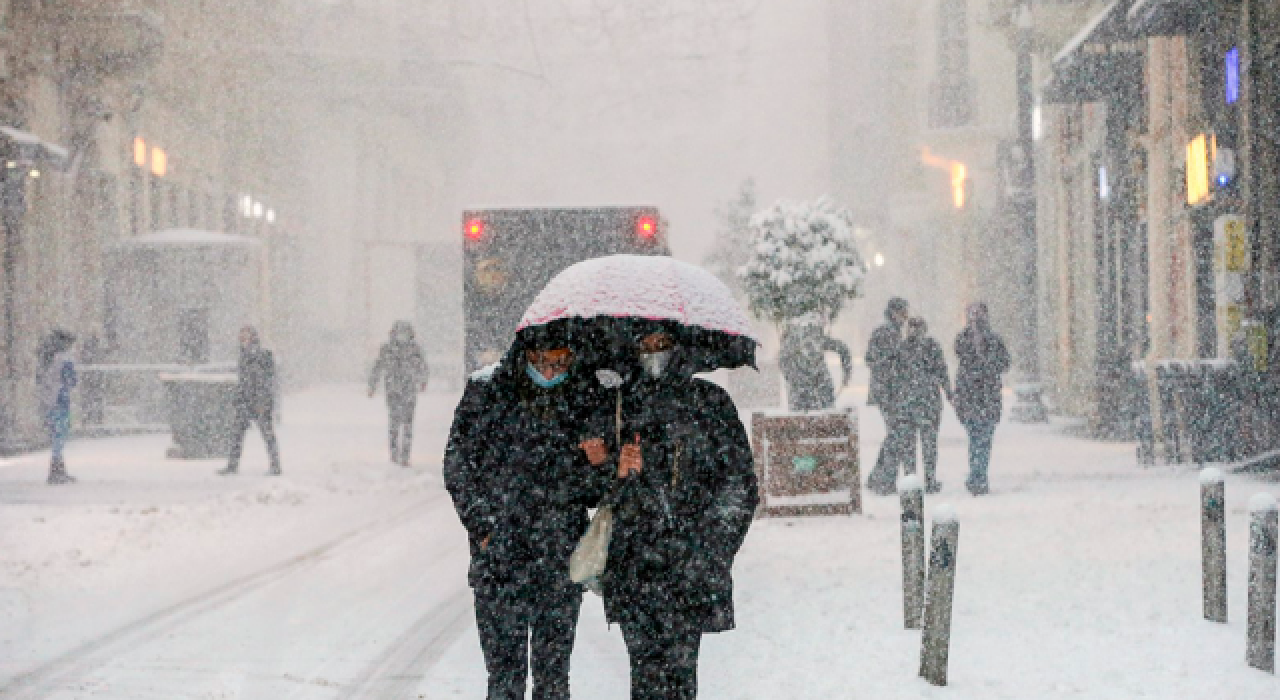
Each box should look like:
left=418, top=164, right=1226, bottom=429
left=920, top=505, right=959, bottom=686
left=1247, top=493, right=1278, bottom=673
left=900, top=474, right=925, bottom=629
left=1201, top=468, right=1227, bottom=623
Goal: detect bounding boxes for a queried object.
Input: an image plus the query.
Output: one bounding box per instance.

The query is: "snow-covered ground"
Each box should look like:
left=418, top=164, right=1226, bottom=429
left=1, top=379, right=1277, bottom=698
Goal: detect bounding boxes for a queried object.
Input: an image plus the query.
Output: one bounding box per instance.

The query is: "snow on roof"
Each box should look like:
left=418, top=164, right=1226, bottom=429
left=519, top=254, right=757, bottom=340
left=0, top=125, right=69, bottom=160
left=1199, top=467, right=1224, bottom=485
left=1054, top=0, right=1122, bottom=66
left=1248, top=492, right=1277, bottom=513
left=117, top=229, right=263, bottom=248
left=898, top=474, right=924, bottom=493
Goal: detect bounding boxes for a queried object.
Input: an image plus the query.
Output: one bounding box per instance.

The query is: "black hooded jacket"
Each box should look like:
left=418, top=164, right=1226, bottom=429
left=598, top=350, right=759, bottom=633
left=954, top=324, right=1011, bottom=426
left=443, top=346, right=613, bottom=595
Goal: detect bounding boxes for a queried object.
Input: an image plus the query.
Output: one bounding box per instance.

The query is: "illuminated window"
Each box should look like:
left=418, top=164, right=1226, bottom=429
left=133, top=138, right=147, bottom=167
left=1186, top=134, right=1209, bottom=206
left=151, top=147, right=167, bottom=177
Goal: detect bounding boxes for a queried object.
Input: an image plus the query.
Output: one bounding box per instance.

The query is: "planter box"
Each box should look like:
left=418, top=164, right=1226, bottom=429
left=159, top=373, right=238, bottom=459
left=751, top=409, right=861, bottom=517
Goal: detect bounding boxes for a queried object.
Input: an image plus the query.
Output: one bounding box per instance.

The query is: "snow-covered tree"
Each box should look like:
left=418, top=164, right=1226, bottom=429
left=738, top=197, right=867, bottom=323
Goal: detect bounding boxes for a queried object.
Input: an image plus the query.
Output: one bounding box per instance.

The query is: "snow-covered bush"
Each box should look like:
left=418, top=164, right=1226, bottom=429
left=738, top=197, right=867, bottom=323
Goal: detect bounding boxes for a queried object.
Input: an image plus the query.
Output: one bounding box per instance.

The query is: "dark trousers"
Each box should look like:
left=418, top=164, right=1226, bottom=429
left=228, top=407, right=280, bottom=470
left=474, top=585, right=582, bottom=700
left=868, top=407, right=915, bottom=493
left=620, top=612, right=702, bottom=700
left=963, top=421, right=996, bottom=494
left=905, top=413, right=940, bottom=487
left=388, top=396, right=417, bottom=463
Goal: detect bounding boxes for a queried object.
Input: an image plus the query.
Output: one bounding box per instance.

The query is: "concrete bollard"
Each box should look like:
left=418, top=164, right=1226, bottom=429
left=1247, top=493, right=1278, bottom=673
left=919, top=504, right=959, bottom=687
left=1200, top=468, right=1227, bottom=623
left=900, top=474, right=926, bottom=629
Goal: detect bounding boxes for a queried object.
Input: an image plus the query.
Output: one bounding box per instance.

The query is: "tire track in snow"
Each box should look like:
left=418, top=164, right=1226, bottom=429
left=336, top=587, right=473, bottom=700
left=0, top=493, right=446, bottom=700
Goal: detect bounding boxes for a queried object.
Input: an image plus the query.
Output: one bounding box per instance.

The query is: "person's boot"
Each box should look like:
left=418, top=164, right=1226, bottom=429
left=47, top=458, right=75, bottom=485
left=217, top=464, right=239, bottom=476
left=267, top=463, right=282, bottom=476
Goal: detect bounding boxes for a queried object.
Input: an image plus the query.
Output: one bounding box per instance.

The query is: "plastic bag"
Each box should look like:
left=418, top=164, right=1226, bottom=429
left=569, top=505, right=614, bottom=584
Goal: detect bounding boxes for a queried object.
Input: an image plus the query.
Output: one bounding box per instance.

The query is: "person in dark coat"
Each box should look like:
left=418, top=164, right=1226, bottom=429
left=368, top=321, right=429, bottom=466
left=219, top=326, right=281, bottom=476
left=444, top=322, right=613, bottom=700
left=953, top=303, right=1010, bottom=495
left=36, top=330, right=77, bottom=485
left=779, top=316, right=853, bottom=412
left=587, top=322, right=758, bottom=700
left=900, top=318, right=950, bottom=493
left=864, top=297, right=912, bottom=495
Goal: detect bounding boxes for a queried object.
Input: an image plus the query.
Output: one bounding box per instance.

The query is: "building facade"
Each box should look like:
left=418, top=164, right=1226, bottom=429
left=0, top=0, right=462, bottom=451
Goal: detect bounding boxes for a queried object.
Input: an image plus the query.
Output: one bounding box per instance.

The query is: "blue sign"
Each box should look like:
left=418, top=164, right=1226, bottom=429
left=1226, top=47, right=1240, bottom=105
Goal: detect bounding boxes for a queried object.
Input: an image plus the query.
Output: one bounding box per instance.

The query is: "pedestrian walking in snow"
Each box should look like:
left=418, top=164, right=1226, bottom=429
left=36, top=329, right=78, bottom=485
left=900, top=318, right=950, bottom=493
left=953, top=303, right=1010, bottom=496
left=444, top=322, right=613, bottom=700
left=219, top=326, right=281, bottom=476
left=591, top=322, right=758, bottom=700
left=368, top=321, right=429, bottom=466
left=865, top=297, right=913, bottom=495
left=779, top=315, right=853, bottom=412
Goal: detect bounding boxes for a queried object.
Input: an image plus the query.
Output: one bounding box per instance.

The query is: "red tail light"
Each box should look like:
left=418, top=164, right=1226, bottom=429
left=464, top=218, right=485, bottom=241
left=637, top=216, right=657, bottom=239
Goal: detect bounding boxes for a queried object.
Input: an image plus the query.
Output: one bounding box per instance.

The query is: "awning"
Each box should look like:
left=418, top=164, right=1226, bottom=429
left=1128, top=0, right=1207, bottom=37
left=0, top=126, right=69, bottom=167
left=1043, top=0, right=1142, bottom=104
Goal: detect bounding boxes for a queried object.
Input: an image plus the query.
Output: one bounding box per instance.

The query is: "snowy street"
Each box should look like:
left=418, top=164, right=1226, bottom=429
left=1, top=379, right=1276, bottom=699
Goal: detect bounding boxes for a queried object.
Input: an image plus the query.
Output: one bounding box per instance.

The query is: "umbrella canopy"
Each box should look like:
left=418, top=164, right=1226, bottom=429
left=518, top=254, right=757, bottom=371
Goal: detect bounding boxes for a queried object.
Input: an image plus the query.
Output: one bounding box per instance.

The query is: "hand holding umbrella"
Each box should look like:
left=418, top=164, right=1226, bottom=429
left=619, top=434, right=644, bottom=478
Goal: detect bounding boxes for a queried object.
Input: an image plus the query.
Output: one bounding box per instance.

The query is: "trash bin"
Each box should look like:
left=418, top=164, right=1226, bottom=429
left=159, top=372, right=238, bottom=459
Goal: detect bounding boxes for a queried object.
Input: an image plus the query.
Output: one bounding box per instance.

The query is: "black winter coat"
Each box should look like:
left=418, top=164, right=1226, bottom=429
left=369, top=340, right=429, bottom=403
left=444, top=365, right=613, bottom=596
left=900, top=336, right=950, bottom=423
left=236, top=345, right=276, bottom=414
left=953, top=326, right=1011, bottom=427
left=865, top=320, right=907, bottom=409
left=599, top=374, right=758, bottom=634
left=780, top=324, right=853, bottom=412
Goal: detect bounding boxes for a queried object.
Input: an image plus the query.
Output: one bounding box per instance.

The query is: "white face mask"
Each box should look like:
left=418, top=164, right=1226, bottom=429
left=639, top=350, right=673, bottom=378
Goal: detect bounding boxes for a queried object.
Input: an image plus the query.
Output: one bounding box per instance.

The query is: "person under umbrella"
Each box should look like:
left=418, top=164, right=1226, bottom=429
left=516, top=254, right=759, bottom=699
left=36, top=329, right=77, bottom=485
left=368, top=320, right=429, bottom=466
left=585, top=320, right=758, bottom=700
left=444, top=321, right=614, bottom=700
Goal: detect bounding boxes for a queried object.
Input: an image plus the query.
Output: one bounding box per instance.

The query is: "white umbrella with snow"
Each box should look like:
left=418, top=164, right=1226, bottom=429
left=517, top=254, right=758, bottom=371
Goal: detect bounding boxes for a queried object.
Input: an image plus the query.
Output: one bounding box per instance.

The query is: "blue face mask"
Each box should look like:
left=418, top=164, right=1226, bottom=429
left=526, top=362, right=570, bottom=389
